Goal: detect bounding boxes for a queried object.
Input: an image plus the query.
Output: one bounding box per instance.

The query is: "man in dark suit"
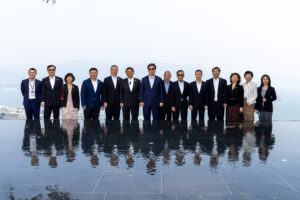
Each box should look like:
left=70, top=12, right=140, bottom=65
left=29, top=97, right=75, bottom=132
left=103, top=65, right=122, bottom=120
left=206, top=67, right=228, bottom=121
left=171, top=70, right=190, bottom=120
left=189, top=69, right=208, bottom=121
left=120, top=67, right=140, bottom=120
left=140, top=63, right=164, bottom=120
left=21, top=68, right=42, bottom=120
left=159, top=71, right=173, bottom=120
left=41, top=65, right=63, bottom=120
left=81, top=68, right=104, bottom=120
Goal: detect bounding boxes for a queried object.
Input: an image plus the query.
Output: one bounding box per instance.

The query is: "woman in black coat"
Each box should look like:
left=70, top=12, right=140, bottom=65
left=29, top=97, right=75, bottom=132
left=255, top=74, right=277, bottom=121
left=61, top=73, right=80, bottom=119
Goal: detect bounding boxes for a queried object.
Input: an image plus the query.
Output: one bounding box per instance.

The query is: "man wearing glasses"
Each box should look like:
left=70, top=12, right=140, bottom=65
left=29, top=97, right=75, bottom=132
left=171, top=70, right=190, bottom=120
left=41, top=65, right=63, bottom=120
left=140, top=63, right=164, bottom=120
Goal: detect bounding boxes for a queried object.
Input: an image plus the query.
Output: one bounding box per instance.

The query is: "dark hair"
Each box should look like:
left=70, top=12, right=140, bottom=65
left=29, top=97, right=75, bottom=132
left=64, top=73, right=75, bottom=82
left=47, top=65, right=56, bottom=70
left=147, top=63, right=156, bottom=70
left=260, top=74, right=271, bottom=87
left=244, top=71, right=253, bottom=77
left=111, top=65, right=118, bottom=69
left=28, top=68, right=37, bottom=73
left=195, top=69, right=202, bottom=74
left=89, top=68, right=98, bottom=72
left=230, top=73, right=241, bottom=84
left=177, top=70, right=184, bottom=75
left=126, top=67, right=134, bottom=72
left=212, top=67, right=221, bottom=72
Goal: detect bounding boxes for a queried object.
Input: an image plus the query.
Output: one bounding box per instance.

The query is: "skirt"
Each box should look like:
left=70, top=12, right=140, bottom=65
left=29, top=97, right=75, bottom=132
left=243, top=98, right=255, bottom=121
left=226, top=104, right=242, bottom=121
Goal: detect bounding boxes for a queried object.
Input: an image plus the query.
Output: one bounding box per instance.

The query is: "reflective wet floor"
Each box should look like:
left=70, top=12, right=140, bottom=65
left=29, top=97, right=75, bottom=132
left=0, top=120, right=299, bottom=200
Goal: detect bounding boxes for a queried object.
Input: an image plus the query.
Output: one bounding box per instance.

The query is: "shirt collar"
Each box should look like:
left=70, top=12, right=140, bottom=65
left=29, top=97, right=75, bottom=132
left=49, top=76, right=55, bottom=80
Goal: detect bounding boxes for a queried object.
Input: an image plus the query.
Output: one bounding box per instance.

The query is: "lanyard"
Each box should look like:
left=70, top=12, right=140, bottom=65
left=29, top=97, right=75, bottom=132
left=30, top=81, right=35, bottom=91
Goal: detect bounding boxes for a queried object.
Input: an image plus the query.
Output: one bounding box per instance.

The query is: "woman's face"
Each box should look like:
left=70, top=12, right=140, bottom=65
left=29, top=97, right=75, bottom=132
left=66, top=76, right=73, bottom=83
left=262, top=76, right=269, bottom=86
left=231, top=75, right=239, bottom=84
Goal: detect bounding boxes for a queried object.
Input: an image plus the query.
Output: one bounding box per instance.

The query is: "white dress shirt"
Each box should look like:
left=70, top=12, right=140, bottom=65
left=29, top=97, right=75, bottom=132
left=178, top=81, right=184, bottom=94
left=243, top=81, right=258, bottom=104
left=196, top=81, right=202, bottom=93
left=49, top=76, right=55, bottom=90
left=128, top=78, right=134, bottom=92
left=29, top=79, right=36, bottom=99
left=213, top=78, right=219, bottom=101
left=91, top=79, right=98, bottom=93
left=149, top=75, right=155, bottom=89
left=111, top=75, right=117, bottom=89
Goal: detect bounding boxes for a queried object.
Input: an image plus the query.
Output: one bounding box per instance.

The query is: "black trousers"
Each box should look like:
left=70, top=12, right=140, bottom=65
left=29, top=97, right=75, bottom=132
left=158, top=106, right=172, bottom=120
left=208, top=102, right=224, bottom=121
left=84, top=104, right=100, bottom=120
left=105, top=103, right=120, bottom=120
left=122, top=106, right=139, bottom=120
left=191, top=106, right=205, bottom=121
left=25, top=100, right=40, bottom=120
left=44, top=104, right=60, bottom=120
left=173, top=106, right=188, bottom=120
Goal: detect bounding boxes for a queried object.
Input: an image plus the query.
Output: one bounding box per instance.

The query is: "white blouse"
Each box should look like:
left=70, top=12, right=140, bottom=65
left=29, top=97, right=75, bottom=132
left=242, top=81, right=258, bottom=105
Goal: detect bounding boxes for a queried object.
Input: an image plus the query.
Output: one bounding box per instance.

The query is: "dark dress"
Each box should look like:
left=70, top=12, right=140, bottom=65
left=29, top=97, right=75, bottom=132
left=226, top=84, right=244, bottom=121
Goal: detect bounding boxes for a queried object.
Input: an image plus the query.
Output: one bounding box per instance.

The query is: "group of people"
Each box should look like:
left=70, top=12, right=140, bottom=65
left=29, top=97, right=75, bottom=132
left=21, top=64, right=277, bottom=122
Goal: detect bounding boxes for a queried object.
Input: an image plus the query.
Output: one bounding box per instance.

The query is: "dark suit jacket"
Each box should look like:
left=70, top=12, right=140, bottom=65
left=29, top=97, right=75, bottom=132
left=140, top=76, right=163, bottom=107
left=206, top=78, right=228, bottom=106
left=227, top=84, right=244, bottom=107
left=41, top=76, right=63, bottom=106
left=102, top=76, right=122, bottom=105
left=61, top=84, right=80, bottom=109
left=189, top=81, right=208, bottom=107
left=81, top=79, right=104, bottom=110
left=120, top=78, right=140, bottom=107
left=171, top=81, right=190, bottom=108
left=21, top=79, right=42, bottom=106
left=255, top=86, right=277, bottom=112
left=162, top=81, right=173, bottom=108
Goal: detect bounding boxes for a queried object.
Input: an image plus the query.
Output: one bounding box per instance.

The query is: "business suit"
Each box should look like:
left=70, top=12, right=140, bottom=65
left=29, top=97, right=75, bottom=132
left=120, top=78, right=140, bottom=120
left=41, top=76, right=63, bottom=120
left=102, top=76, right=122, bottom=120
left=140, top=75, right=163, bottom=120
left=159, top=81, right=173, bottom=120
left=21, top=79, right=42, bottom=119
left=255, top=86, right=277, bottom=121
left=189, top=81, right=208, bottom=121
left=206, top=78, right=228, bottom=121
left=61, top=84, right=80, bottom=109
left=81, top=79, right=103, bottom=120
left=171, top=81, right=190, bottom=120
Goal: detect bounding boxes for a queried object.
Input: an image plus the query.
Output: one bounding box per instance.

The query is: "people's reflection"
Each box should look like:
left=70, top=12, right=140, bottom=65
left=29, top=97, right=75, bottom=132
left=22, top=120, right=42, bottom=166
left=242, top=122, right=256, bottom=167
left=255, top=121, right=275, bottom=162
left=42, top=120, right=64, bottom=168
left=223, top=122, right=243, bottom=163
left=62, top=120, right=80, bottom=162
left=172, top=120, right=188, bottom=166
left=81, top=120, right=102, bottom=167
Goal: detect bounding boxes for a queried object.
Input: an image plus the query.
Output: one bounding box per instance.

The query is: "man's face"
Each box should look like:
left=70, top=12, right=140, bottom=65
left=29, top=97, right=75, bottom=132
left=164, top=72, right=171, bottom=82
left=195, top=71, right=202, bottom=81
left=212, top=69, right=220, bottom=79
left=89, top=70, right=98, bottom=80
left=47, top=67, right=56, bottom=76
left=177, top=71, right=184, bottom=82
left=148, top=66, right=156, bottom=76
left=245, top=74, right=253, bottom=82
left=111, top=66, right=118, bottom=77
left=126, top=69, right=134, bottom=79
left=28, top=70, right=36, bottom=79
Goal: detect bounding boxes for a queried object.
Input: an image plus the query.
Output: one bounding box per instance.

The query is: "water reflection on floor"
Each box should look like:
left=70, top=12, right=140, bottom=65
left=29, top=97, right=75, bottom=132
left=0, top=120, right=300, bottom=200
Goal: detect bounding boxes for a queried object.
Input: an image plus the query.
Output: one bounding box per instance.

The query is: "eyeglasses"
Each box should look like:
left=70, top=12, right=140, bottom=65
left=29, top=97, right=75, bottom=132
left=148, top=68, right=155, bottom=71
left=177, top=74, right=184, bottom=76
left=48, top=69, right=56, bottom=71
